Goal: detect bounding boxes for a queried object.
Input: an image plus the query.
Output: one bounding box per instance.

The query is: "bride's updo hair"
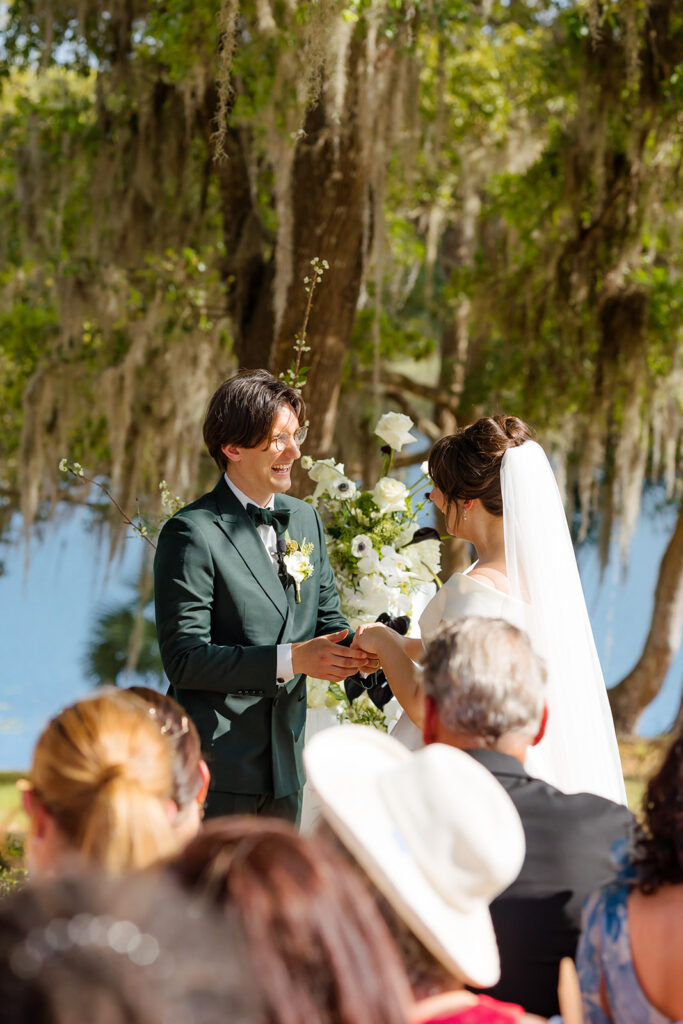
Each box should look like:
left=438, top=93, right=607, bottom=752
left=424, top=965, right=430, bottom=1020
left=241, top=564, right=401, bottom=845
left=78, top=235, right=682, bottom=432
left=428, top=415, right=533, bottom=516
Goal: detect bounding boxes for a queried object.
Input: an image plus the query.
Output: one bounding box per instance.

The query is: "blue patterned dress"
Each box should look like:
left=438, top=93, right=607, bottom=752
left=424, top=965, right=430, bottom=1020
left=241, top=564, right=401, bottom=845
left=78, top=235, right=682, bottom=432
left=577, top=840, right=680, bottom=1024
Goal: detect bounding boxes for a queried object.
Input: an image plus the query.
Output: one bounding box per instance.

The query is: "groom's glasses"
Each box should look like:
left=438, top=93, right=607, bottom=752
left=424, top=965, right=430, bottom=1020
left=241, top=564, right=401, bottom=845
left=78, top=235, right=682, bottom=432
left=271, top=426, right=308, bottom=452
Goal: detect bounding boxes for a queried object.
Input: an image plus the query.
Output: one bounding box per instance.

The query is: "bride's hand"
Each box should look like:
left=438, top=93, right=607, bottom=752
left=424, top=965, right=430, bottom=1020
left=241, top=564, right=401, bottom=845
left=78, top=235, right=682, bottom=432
left=351, top=623, right=393, bottom=657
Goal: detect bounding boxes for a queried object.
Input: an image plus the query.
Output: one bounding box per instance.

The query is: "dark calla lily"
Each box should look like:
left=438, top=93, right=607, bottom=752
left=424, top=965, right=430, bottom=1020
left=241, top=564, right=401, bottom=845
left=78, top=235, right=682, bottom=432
left=404, top=526, right=441, bottom=546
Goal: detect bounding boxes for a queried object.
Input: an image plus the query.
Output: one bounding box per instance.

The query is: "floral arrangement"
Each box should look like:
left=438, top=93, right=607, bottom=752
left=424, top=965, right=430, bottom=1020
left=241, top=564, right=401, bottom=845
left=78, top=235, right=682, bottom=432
left=303, top=412, right=441, bottom=728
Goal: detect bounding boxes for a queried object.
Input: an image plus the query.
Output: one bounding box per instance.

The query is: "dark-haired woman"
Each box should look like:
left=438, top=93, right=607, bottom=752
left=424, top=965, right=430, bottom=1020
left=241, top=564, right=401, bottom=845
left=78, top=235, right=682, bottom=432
left=576, top=727, right=683, bottom=1023
left=354, top=415, right=625, bottom=803
left=168, top=817, right=413, bottom=1024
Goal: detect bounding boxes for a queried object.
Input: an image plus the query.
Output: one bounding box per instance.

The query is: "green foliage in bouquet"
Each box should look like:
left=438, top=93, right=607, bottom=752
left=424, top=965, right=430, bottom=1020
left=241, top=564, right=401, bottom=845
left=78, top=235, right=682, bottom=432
left=303, top=412, right=442, bottom=727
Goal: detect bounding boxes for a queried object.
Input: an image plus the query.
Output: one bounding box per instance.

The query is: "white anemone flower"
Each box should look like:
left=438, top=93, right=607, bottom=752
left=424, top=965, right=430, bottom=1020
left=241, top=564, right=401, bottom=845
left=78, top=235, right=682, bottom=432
left=330, top=476, right=357, bottom=500
left=351, top=534, right=374, bottom=557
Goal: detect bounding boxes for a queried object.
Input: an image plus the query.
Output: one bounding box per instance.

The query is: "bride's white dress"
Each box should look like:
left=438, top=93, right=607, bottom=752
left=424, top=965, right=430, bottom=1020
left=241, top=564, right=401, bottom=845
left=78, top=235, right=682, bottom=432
left=419, top=570, right=531, bottom=637
left=390, top=569, right=532, bottom=751
left=392, top=561, right=626, bottom=804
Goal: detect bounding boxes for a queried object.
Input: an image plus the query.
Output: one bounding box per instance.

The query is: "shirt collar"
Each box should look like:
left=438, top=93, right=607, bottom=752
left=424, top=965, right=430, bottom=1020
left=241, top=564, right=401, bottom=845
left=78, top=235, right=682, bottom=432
left=223, top=472, right=274, bottom=512
left=465, top=747, right=529, bottom=779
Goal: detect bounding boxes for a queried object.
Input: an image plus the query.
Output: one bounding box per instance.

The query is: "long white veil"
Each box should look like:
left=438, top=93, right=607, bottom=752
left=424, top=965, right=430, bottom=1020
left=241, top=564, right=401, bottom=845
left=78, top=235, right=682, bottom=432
left=501, top=441, right=626, bottom=804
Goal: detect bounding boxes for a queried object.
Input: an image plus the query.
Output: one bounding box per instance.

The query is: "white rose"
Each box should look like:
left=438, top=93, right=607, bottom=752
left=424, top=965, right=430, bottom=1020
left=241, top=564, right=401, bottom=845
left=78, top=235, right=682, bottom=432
left=420, top=460, right=430, bottom=476
left=372, top=476, right=408, bottom=513
left=301, top=455, right=313, bottom=470
left=374, top=412, right=416, bottom=452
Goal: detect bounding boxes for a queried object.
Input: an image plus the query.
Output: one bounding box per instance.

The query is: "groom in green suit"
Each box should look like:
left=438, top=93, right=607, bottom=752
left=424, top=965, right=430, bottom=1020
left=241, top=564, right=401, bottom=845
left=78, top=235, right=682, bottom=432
left=154, top=369, right=371, bottom=822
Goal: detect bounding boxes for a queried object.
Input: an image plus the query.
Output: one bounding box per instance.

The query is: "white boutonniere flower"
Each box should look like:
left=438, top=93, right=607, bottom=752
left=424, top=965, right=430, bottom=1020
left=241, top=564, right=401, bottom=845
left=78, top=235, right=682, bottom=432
left=283, top=535, right=314, bottom=602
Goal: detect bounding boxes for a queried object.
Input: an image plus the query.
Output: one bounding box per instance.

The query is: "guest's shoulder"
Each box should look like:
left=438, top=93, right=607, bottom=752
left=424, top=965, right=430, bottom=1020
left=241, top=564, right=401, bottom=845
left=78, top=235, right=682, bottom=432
left=525, top=778, right=634, bottom=831
left=561, top=790, right=634, bottom=825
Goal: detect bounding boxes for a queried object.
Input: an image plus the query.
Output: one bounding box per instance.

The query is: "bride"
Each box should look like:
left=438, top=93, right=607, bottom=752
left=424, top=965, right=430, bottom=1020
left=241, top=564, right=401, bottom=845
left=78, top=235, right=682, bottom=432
left=354, top=415, right=626, bottom=804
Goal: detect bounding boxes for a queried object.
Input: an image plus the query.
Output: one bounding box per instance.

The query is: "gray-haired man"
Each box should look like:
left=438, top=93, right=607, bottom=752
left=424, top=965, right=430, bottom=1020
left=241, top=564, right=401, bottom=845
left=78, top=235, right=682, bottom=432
left=421, top=617, right=632, bottom=1018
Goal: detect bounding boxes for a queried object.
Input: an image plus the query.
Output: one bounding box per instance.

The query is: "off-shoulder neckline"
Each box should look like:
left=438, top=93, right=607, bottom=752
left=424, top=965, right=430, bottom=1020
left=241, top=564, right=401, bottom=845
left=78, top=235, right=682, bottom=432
left=458, top=565, right=510, bottom=596
left=450, top=570, right=520, bottom=600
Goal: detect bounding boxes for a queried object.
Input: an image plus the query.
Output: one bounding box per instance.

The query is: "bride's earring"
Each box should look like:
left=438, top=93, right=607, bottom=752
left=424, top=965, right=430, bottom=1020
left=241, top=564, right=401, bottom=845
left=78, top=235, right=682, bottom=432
left=462, top=509, right=467, bottom=521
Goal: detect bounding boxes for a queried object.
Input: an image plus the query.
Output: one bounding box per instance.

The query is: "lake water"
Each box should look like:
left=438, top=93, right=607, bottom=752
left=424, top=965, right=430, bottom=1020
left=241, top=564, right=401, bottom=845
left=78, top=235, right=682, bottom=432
left=0, top=489, right=680, bottom=769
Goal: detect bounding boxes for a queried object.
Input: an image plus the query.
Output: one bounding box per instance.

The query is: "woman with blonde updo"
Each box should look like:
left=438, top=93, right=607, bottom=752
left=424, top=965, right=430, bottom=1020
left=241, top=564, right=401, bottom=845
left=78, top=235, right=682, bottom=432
left=21, top=691, right=178, bottom=876
left=354, top=415, right=625, bottom=803
left=126, top=686, right=210, bottom=846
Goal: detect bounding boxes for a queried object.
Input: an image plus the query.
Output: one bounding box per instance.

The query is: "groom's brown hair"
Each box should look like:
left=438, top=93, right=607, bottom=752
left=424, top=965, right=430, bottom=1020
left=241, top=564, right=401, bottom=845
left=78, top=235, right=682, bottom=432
left=203, top=369, right=306, bottom=472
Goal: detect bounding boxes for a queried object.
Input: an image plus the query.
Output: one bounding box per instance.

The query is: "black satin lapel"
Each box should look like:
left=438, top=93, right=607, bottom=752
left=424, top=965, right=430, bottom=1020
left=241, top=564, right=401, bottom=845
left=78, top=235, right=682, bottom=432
left=215, top=508, right=288, bottom=620
left=274, top=495, right=303, bottom=636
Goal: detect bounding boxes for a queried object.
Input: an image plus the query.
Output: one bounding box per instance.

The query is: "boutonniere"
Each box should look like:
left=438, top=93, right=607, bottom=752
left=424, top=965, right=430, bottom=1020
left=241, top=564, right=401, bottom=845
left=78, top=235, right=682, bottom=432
left=283, top=534, right=314, bottom=602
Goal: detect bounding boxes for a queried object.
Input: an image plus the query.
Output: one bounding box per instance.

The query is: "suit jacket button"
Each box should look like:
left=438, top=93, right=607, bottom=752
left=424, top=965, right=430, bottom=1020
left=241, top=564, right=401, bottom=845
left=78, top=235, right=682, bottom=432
left=277, top=677, right=285, bottom=684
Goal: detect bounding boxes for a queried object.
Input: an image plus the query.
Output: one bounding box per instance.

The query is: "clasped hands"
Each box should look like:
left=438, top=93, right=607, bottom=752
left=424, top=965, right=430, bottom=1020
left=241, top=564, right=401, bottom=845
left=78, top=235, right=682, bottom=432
left=291, top=625, right=388, bottom=683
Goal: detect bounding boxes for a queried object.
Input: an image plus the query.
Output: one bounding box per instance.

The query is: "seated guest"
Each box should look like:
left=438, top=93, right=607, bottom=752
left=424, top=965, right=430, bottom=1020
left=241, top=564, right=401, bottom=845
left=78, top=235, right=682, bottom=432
left=21, top=691, right=178, bottom=876
left=420, top=617, right=633, bottom=1017
left=0, top=869, right=259, bottom=1024
left=126, top=686, right=210, bottom=845
left=304, top=725, right=536, bottom=1024
left=577, top=726, right=683, bottom=1024
left=168, top=816, right=413, bottom=1024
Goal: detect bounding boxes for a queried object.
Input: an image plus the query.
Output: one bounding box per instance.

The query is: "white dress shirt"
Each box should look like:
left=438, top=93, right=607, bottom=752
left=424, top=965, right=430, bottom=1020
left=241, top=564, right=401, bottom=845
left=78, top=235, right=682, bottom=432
left=224, top=473, right=294, bottom=685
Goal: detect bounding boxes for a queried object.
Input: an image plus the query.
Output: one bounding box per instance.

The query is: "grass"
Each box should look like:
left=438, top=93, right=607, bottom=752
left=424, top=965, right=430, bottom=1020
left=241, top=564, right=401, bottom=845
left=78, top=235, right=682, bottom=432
left=619, top=735, right=671, bottom=817
left=0, top=773, right=28, bottom=894
left=0, top=772, right=26, bottom=833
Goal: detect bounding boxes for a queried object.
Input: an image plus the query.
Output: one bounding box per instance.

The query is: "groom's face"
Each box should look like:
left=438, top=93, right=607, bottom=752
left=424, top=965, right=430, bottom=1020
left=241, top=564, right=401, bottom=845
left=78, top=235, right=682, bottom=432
left=222, top=403, right=302, bottom=505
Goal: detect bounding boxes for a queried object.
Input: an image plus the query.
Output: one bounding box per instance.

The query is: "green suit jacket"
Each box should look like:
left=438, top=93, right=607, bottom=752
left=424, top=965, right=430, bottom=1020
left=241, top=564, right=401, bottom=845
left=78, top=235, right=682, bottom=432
left=153, top=477, right=349, bottom=797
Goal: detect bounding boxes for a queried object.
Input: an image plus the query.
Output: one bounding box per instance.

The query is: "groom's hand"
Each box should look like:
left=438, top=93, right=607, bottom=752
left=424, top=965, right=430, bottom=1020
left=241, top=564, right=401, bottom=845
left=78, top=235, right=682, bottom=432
left=292, top=630, right=377, bottom=682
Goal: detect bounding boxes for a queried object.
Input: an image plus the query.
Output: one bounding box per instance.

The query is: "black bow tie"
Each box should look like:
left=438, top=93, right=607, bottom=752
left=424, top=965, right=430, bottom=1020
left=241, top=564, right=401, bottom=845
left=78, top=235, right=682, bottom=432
left=246, top=503, right=291, bottom=537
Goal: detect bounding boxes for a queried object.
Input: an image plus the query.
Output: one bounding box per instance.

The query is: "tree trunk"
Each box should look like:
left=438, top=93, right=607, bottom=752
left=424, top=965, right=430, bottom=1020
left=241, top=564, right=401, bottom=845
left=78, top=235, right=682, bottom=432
left=211, top=58, right=370, bottom=490
left=609, top=501, right=683, bottom=734
left=270, top=93, right=366, bottom=461
left=674, top=689, right=683, bottom=734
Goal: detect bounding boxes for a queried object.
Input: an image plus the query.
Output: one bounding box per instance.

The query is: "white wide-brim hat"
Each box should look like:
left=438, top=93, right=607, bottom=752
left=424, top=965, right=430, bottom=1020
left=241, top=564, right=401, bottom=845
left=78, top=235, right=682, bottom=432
left=304, top=726, right=525, bottom=989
